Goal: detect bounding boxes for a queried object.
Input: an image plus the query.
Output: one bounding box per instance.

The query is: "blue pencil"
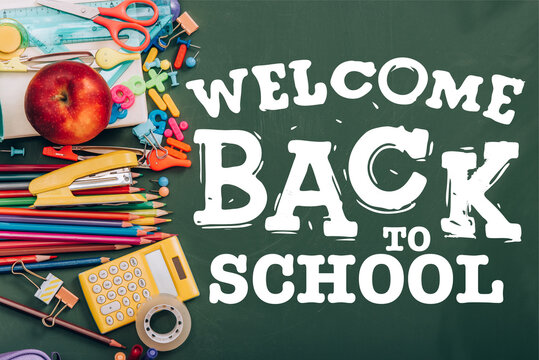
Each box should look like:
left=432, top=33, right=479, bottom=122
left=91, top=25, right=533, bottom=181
left=0, top=222, right=148, bottom=237
left=0, top=257, right=110, bottom=274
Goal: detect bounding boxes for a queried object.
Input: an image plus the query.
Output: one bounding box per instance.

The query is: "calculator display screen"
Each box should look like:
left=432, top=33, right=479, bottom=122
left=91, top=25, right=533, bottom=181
left=145, top=250, right=178, bottom=297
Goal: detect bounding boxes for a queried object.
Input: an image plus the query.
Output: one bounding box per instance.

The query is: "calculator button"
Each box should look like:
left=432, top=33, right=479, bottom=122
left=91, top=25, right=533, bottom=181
left=122, top=297, right=130, bottom=306
left=138, top=279, right=146, bottom=288
left=113, top=276, right=123, bottom=285
left=133, top=293, right=141, bottom=302
left=88, top=274, right=98, bottom=283
left=99, top=270, right=108, bottom=279
left=116, top=311, right=124, bottom=321
left=92, top=284, right=102, bottom=294
left=142, top=289, right=150, bottom=298
left=134, top=268, right=142, bottom=277
left=123, top=272, right=133, bottom=281
left=119, top=261, right=129, bottom=271
left=107, top=291, right=117, bottom=300
left=96, top=295, right=106, bottom=304
left=103, top=280, right=112, bottom=290
left=100, top=301, right=121, bottom=315
left=128, top=283, right=137, bottom=292
left=129, top=257, right=138, bottom=266
left=126, top=307, right=135, bottom=317
left=109, top=266, right=119, bottom=275
left=117, top=286, right=127, bottom=296
left=105, top=316, right=114, bottom=326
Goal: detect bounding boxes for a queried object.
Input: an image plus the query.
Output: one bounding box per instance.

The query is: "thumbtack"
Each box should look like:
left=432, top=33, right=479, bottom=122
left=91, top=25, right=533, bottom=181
left=0, top=146, right=25, bottom=157
left=151, top=176, right=169, bottom=187
left=168, top=71, right=179, bottom=87
left=185, top=51, right=199, bottom=68
left=151, top=187, right=170, bottom=197
left=174, top=39, right=201, bottom=70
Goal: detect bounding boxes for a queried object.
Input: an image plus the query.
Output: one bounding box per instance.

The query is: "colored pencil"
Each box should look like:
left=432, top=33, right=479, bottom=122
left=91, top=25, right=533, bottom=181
left=0, top=295, right=124, bottom=348
left=135, top=226, right=158, bottom=232
left=0, top=231, right=152, bottom=245
left=0, top=208, right=142, bottom=220
left=0, top=244, right=131, bottom=256
left=0, top=255, right=56, bottom=265
left=0, top=197, right=34, bottom=206
left=107, top=209, right=172, bottom=217
left=0, top=240, right=93, bottom=249
left=0, top=186, right=145, bottom=198
left=0, top=173, right=46, bottom=182
left=0, top=222, right=149, bottom=237
left=0, top=164, right=66, bottom=172
left=0, top=215, right=133, bottom=228
left=130, top=217, right=171, bottom=226
left=0, top=257, right=110, bottom=274
left=77, top=201, right=166, bottom=211
left=131, top=172, right=143, bottom=178
left=142, top=232, right=176, bottom=241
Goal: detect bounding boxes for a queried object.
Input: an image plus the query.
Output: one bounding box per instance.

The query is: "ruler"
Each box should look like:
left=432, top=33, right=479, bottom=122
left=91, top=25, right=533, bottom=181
left=1, top=1, right=173, bottom=54
left=2, top=0, right=173, bottom=85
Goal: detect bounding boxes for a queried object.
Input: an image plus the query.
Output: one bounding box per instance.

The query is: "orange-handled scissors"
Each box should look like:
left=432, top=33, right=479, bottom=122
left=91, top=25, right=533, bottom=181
left=37, top=0, right=159, bottom=52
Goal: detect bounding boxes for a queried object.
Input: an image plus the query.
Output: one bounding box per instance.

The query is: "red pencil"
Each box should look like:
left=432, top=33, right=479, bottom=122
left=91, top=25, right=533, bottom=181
left=0, top=255, right=56, bottom=265
left=0, top=208, right=142, bottom=221
left=0, top=186, right=145, bottom=198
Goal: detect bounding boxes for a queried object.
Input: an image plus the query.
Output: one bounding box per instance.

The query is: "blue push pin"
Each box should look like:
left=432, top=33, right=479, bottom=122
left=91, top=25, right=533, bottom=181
left=143, top=348, right=158, bottom=360
left=185, top=51, right=199, bottom=68
left=152, top=176, right=169, bottom=187
left=0, top=146, right=24, bottom=157
left=146, top=57, right=161, bottom=70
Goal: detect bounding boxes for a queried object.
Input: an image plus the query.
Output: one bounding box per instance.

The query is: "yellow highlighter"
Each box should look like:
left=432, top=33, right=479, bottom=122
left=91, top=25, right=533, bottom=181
left=79, top=236, right=199, bottom=333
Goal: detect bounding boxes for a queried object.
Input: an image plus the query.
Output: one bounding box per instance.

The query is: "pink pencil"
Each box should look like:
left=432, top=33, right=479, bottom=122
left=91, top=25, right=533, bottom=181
left=0, top=231, right=152, bottom=245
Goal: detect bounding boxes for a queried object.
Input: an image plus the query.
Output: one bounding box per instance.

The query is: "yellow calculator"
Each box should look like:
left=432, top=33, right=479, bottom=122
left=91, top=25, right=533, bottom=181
left=79, top=236, right=199, bottom=334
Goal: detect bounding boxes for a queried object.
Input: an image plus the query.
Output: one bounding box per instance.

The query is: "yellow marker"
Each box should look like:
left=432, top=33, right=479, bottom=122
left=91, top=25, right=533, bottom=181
left=163, top=93, right=180, bottom=117
left=95, top=48, right=140, bottom=70
left=143, top=47, right=158, bottom=72
left=0, top=26, right=21, bottom=54
left=148, top=88, right=167, bottom=111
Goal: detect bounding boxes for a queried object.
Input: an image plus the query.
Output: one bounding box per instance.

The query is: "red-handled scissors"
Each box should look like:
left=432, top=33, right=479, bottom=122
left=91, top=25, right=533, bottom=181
left=37, top=0, right=159, bottom=52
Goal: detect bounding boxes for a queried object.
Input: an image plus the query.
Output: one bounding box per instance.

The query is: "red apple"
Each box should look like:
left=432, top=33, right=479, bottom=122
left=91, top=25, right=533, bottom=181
left=24, top=61, right=112, bottom=145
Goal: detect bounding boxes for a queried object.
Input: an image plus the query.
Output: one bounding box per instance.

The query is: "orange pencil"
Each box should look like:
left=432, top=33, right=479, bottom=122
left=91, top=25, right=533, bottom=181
left=142, top=232, right=176, bottom=241
left=130, top=217, right=171, bottom=226
left=0, top=255, right=56, bottom=265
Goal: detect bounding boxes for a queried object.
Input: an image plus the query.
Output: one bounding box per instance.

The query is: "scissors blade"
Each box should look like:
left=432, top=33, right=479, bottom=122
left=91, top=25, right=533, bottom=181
left=37, top=0, right=99, bottom=20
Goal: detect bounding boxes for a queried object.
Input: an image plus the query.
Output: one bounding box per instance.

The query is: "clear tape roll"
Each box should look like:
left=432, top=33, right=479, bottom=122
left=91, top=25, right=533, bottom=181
left=135, top=294, right=191, bottom=351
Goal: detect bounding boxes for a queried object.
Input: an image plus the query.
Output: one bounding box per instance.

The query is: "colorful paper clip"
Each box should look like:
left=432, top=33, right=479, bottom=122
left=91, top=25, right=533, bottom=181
left=11, top=260, right=78, bottom=327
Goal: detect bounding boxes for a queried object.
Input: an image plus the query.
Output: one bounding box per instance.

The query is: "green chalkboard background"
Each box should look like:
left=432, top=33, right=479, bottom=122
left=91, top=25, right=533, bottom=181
left=0, top=1, right=537, bottom=359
